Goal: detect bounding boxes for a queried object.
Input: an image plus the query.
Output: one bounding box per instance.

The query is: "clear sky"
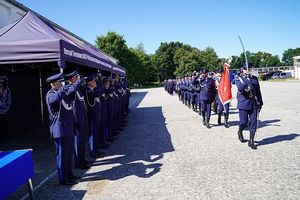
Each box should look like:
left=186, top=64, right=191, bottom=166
left=17, top=0, right=300, bottom=59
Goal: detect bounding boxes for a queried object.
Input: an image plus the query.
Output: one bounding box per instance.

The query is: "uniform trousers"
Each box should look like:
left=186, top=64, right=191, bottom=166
left=74, top=123, right=88, bottom=167
left=201, top=100, right=211, bottom=121
left=238, top=109, right=258, bottom=135
left=54, top=136, right=73, bottom=184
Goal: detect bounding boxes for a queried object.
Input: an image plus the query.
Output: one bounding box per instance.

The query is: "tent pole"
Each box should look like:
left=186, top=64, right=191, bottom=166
left=39, top=67, right=44, bottom=126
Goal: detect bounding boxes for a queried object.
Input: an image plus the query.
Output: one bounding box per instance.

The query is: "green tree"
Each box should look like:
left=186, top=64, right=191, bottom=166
left=250, top=51, right=281, bottom=68
left=173, top=45, right=203, bottom=76
left=217, top=57, right=227, bottom=69
left=198, top=47, right=219, bottom=71
left=282, top=48, right=300, bottom=65
left=129, top=42, right=152, bottom=83
left=152, top=42, right=183, bottom=81
left=95, top=32, right=137, bottom=83
left=95, top=32, right=130, bottom=67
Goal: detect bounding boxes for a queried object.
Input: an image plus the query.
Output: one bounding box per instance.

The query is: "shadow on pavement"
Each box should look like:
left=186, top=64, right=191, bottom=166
left=81, top=104, right=175, bottom=182
left=258, top=119, right=281, bottom=127
left=1, top=91, right=149, bottom=199
left=228, top=118, right=281, bottom=128
left=257, top=133, right=300, bottom=146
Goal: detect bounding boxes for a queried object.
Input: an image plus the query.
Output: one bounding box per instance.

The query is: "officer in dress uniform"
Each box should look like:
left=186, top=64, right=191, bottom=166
left=46, top=73, right=81, bottom=185
left=111, top=77, right=119, bottom=137
left=64, top=71, right=91, bottom=169
left=194, top=73, right=201, bottom=115
left=111, top=75, right=123, bottom=136
left=183, top=76, right=189, bottom=105
left=102, top=76, right=115, bottom=142
left=180, top=77, right=186, bottom=104
left=190, top=73, right=197, bottom=112
left=85, top=74, right=105, bottom=158
left=196, top=70, right=204, bottom=116
left=95, top=72, right=111, bottom=149
left=199, top=69, right=216, bottom=129
left=126, top=78, right=131, bottom=113
left=176, top=77, right=182, bottom=101
left=235, top=65, right=263, bottom=149
left=117, top=77, right=128, bottom=130
left=215, top=68, right=230, bottom=128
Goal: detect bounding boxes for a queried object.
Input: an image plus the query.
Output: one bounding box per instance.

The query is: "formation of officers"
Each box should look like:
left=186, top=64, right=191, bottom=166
left=46, top=70, right=130, bottom=185
left=164, top=64, right=263, bottom=150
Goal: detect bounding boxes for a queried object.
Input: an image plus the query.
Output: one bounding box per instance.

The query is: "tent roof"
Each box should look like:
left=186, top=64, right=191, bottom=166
left=0, top=11, right=126, bottom=75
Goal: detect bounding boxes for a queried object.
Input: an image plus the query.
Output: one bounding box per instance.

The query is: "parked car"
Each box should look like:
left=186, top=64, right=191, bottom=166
left=271, top=72, right=292, bottom=79
left=261, top=71, right=281, bottom=81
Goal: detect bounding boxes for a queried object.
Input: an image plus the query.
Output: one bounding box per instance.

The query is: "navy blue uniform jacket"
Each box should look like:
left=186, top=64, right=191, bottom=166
left=235, top=75, right=263, bottom=110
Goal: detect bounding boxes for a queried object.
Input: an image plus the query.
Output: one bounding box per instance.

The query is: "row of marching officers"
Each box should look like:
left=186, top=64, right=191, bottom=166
left=46, top=70, right=130, bottom=185
left=164, top=64, right=263, bottom=150
left=164, top=69, right=220, bottom=129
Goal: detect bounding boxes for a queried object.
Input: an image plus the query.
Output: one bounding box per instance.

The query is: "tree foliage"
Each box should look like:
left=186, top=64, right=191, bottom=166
left=95, top=31, right=298, bottom=84
left=129, top=43, right=152, bottom=83
left=173, top=45, right=203, bottom=77
left=282, top=48, right=300, bottom=65
left=152, top=42, right=183, bottom=81
left=230, top=51, right=281, bottom=69
left=199, top=47, right=219, bottom=71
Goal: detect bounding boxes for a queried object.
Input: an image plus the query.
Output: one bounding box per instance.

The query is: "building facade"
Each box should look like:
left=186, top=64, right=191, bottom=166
left=293, top=56, right=300, bottom=80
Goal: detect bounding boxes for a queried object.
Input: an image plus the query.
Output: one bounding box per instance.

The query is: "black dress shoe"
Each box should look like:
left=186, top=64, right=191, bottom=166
left=217, top=114, right=221, bottom=125
left=238, top=130, right=246, bottom=143
left=77, top=165, right=91, bottom=170
left=248, top=134, right=257, bottom=150
left=113, top=131, right=120, bottom=136
left=70, top=175, right=81, bottom=180
left=84, top=160, right=94, bottom=165
left=206, top=123, right=211, bottom=129
left=98, top=144, right=110, bottom=149
left=97, top=151, right=106, bottom=157
left=60, top=180, right=78, bottom=186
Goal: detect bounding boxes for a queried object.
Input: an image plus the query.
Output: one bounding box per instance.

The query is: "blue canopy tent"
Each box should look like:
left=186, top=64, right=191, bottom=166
left=0, top=11, right=125, bottom=138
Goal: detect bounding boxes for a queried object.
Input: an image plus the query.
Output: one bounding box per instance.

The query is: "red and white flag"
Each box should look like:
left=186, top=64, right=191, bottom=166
left=218, top=63, right=232, bottom=106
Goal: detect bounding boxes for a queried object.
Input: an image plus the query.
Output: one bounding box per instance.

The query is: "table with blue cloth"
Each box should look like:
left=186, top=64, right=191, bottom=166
left=0, top=149, right=34, bottom=200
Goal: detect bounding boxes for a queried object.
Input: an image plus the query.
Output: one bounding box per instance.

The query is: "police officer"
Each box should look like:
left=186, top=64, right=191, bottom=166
left=176, top=77, right=182, bottom=101
left=197, top=70, right=204, bottom=115
left=180, top=77, right=187, bottom=104
left=64, top=71, right=91, bottom=169
left=199, top=69, right=216, bottom=129
left=183, top=76, right=189, bottom=105
left=122, top=76, right=131, bottom=113
left=103, top=77, right=115, bottom=142
left=235, top=65, right=263, bottom=149
left=190, top=73, right=198, bottom=112
left=215, top=68, right=230, bottom=128
left=85, top=74, right=105, bottom=158
left=46, top=73, right=81, bottom=185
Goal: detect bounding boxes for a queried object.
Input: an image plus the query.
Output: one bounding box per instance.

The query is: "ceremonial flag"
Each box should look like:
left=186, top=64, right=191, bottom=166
left=218, top=63, right=232, bottom=106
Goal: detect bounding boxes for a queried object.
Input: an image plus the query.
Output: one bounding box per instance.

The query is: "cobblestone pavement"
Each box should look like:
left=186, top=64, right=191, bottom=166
left=9, top=82, right=300, bottom=199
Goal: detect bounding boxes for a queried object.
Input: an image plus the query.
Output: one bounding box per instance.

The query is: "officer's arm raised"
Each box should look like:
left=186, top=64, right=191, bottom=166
left=236, top=77, right=250, bottom=93
left=64, top=84, right=77, bottom=96
left=47, top=91, right=63, bottom=105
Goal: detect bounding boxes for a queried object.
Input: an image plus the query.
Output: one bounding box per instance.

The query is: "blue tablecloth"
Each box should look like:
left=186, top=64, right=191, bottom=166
left=0, top=150, right=34, bottom=199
